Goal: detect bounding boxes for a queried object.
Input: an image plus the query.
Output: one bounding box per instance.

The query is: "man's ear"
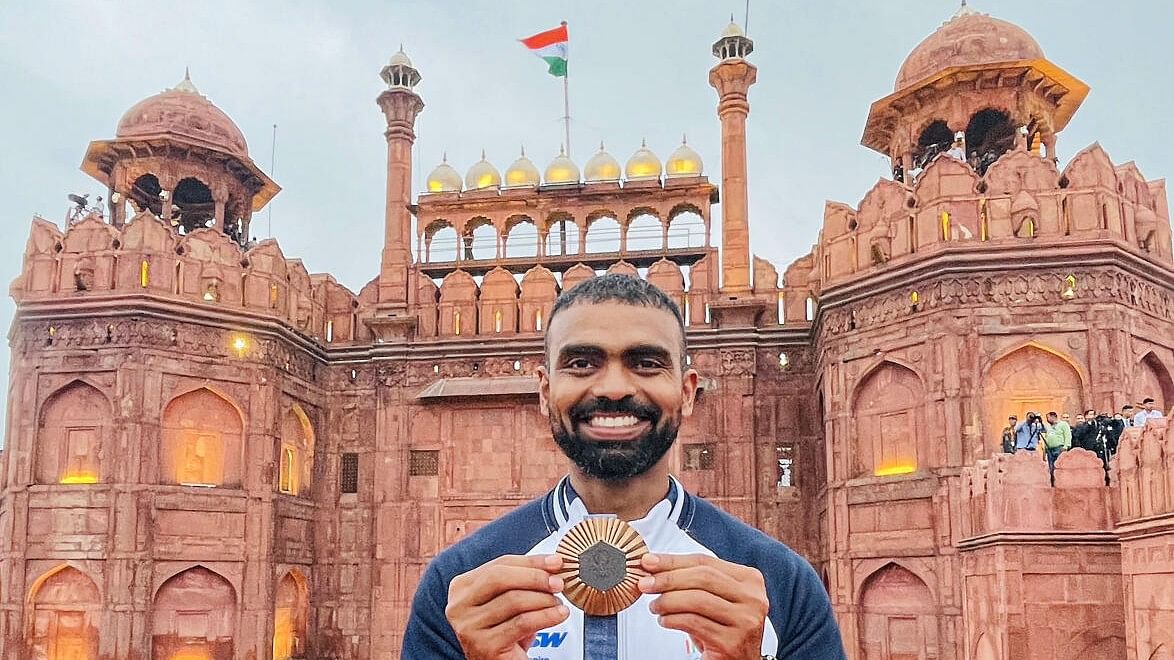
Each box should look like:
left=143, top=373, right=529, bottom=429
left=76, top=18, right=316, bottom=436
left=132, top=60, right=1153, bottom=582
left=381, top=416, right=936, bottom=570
left=680, top=368, right=700, bottom=417
left=537, top=364, right=551, bottom=418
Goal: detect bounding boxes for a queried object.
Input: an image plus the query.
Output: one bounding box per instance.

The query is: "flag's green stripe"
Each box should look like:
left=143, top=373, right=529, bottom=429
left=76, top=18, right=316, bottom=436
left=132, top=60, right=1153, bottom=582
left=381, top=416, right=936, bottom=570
left=542, top=56, right=568, bottom=77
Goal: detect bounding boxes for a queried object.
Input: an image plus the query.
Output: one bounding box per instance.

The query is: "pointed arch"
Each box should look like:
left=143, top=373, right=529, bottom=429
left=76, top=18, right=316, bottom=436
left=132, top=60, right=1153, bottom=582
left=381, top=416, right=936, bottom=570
left=858, top=562, right=939, bottom=660
left=851, top=361, right=925, bottom=477
left=279, top=405, right=315, bottom=497
left=37, top=380, right=111, bottom=484
left=27, top=564, right=101, bottom=660
left=982, top=341, right=1085, bottom=453
left=152, top=566, right=236, bottom=660
left=273, top=569, right=310, bottom=660
left=161, top=387, right=245, bottom=488
left=1135, top=352, right=1174, bottom=414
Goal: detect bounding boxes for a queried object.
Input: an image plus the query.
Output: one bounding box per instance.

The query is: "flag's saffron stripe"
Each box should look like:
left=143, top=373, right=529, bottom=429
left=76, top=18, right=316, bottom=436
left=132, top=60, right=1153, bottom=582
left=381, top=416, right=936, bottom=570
left=520, top=24, right=568, bottom=50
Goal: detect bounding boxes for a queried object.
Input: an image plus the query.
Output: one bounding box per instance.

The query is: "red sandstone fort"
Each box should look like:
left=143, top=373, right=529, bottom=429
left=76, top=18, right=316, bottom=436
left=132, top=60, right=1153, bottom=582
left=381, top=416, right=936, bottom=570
left=2, top=6, right=1172, bottom=660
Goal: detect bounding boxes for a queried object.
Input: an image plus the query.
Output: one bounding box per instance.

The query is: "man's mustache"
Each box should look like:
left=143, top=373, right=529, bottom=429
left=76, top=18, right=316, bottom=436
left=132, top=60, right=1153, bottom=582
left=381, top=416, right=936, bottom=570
left=569, top=396, right=660, bottom=423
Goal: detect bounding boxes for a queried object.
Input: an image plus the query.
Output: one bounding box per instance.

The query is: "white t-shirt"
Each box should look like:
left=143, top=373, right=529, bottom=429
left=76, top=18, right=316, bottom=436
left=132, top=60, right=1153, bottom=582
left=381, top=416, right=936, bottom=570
left=1132, top=409, right=1164, bottom=427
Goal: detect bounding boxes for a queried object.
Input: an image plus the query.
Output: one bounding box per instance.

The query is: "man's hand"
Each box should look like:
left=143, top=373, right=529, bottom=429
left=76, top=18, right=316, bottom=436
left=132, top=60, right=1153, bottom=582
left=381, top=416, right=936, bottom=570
left=445, top=554, right=569, bottom=659
left=639, top=553, right=769, bottom=659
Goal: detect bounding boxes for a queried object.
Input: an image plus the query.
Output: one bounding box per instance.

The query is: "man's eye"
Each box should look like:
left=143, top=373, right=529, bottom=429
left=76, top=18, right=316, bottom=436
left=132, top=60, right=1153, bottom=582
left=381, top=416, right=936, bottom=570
left=636, top=359, right=665, bottom=370
left=566, top=358, right=593, bottom=369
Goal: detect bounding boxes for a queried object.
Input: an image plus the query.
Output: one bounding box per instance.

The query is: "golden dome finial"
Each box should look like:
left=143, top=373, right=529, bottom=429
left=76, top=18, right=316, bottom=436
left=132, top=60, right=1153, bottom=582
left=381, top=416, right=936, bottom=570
left=465, top=152, right=502, bottom=190
left=625, top=141, right=662, bottom=181
left=426, top=154, right=462, bottom=193
left=666, top=136, right=704, bottom=178
left=505, top=148, right=541, bottom=188
left=544, top=147, right=580, bottom=185
left=585, top=142, right=621, bottom=183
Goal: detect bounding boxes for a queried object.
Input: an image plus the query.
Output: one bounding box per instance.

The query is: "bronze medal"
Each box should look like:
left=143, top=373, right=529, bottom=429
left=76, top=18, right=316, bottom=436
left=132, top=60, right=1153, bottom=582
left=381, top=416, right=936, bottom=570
left=555, top=517, right=649, bottom=616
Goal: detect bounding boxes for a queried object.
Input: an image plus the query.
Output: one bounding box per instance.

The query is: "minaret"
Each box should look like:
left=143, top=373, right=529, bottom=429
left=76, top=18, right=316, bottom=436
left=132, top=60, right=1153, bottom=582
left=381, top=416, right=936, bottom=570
left=709, top=19, right=756, bottom=295
left=375, top=47, right=424, bottom=317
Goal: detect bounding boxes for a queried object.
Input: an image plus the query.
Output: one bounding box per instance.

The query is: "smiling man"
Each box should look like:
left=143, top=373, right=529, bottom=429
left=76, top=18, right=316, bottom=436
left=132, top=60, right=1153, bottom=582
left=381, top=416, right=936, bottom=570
left=402, top=275, right=845, bottom=659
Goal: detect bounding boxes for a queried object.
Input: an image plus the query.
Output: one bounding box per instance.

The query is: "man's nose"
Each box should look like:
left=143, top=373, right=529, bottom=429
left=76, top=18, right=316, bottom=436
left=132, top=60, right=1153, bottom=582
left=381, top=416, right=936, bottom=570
left=590, top=362, right=637, bottom=400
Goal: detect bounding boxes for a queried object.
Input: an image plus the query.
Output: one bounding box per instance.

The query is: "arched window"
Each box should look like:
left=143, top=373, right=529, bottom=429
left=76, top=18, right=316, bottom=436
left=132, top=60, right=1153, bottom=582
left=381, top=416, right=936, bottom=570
left=585, top=214, right=622, bottom=253
left=545, top=216, right=580, bottom=255
left=914, top=120, right=953, bottom=169
left=965, top=108, right=1016, bottom=174
left=37, top=382, right=109, bottom=485
left=161, top=388, right=244, bottom=487
left=504, top=217, right=539, bottom=258
left=626, top=213, right=663, bottom=251
left=273, top=571, right=310, bottom=659
left=667, top=207, right=706, bottom=248
left=173, top=177, right=216, bottom=234
left=129, top=173, right=163, bottom=216
left=852, top=363, right=924, bottom=477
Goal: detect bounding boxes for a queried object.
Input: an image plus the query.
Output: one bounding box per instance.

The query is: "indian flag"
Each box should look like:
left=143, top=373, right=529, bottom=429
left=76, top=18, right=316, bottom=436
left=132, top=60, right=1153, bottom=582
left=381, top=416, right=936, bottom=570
left=520, top=22, right=568, bottom=77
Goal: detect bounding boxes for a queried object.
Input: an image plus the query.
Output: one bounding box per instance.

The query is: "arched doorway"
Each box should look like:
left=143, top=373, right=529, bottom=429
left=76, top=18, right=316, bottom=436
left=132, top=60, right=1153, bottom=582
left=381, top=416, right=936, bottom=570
left=273, top=571, right=309, bottom=660
left=1134, top=353, right=1174, bottom=413
left=858, top=563, right=939, bottom=660
left=983, top=345, right=1083, bottom=453
left=852, top=363, right=925, bottom=477
left=152, top=567, right=236, bottom=660
left=28, top=566, right=101, bottom=660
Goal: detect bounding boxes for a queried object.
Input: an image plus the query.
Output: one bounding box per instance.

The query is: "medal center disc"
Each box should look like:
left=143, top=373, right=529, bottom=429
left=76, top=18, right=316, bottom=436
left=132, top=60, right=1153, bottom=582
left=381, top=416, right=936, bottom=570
left=577, top=541, right=627, bottom=591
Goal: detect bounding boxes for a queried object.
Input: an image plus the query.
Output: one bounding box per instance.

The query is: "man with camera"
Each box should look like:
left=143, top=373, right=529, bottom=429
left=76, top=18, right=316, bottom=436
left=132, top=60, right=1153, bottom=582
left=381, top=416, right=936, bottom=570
left=1012, top=412, right=1045, bottom=453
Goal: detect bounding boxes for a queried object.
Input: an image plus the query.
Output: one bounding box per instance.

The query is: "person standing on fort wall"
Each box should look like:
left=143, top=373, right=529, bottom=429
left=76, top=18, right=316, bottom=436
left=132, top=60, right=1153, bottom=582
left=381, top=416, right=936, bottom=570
left=1132, top=398, right=1165, bottom=427
left=402, top=274, right=846, bottom=659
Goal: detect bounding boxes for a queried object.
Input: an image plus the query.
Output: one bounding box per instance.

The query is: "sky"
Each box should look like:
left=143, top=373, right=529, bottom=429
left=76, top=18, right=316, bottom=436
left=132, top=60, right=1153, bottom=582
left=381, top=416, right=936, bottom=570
left=0, top=0, right=1171, bottom=429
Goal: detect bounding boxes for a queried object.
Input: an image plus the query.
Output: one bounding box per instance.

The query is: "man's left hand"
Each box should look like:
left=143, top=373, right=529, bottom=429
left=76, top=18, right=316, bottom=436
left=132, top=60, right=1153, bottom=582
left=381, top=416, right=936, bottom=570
left=638, top=553, right=769, bottom=659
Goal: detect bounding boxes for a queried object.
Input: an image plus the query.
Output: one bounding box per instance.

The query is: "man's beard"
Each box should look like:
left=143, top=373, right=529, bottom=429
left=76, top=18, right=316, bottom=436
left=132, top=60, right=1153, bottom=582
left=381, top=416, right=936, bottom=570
left=550, top=396, right=680, bottom=481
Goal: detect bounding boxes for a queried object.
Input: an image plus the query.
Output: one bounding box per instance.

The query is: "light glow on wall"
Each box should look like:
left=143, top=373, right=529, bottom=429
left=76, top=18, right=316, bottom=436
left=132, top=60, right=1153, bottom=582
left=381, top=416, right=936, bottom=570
left=230, top=334, right=250, bottom=357
left=874, top=463, right=917, bottom=477
left=59, top=472, right=99, bottom=485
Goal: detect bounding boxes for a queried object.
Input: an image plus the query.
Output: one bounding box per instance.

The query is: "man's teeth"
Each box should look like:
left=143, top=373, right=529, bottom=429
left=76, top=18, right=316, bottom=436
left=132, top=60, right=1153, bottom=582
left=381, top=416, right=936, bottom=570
left=588, top=415, right=640, bottom=428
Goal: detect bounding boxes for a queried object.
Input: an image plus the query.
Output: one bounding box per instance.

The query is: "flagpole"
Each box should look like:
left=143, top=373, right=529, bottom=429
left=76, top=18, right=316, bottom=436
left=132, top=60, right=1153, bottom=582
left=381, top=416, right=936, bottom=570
left=561, top=20, right=571, bottom=157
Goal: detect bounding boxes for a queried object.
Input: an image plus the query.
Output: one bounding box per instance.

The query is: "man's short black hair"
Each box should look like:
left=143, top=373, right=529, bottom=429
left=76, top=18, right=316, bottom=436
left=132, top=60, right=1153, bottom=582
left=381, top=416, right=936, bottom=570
left=1142, top=397, right=1155, bottom=404
left=1123, top=404, right=1134, bottom=411
left=545, top=274, right=686, bottom=360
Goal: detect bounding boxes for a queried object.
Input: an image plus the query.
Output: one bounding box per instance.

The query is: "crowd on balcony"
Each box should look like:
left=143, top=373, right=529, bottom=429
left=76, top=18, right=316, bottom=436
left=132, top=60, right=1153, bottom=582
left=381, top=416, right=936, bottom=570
left=1000, top=398, right=1166, bottom=482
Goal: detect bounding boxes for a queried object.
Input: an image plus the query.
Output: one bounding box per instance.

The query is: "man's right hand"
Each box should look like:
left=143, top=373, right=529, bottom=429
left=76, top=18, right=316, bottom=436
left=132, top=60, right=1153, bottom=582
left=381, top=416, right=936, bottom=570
left=445, top=554, right=569, bottom=659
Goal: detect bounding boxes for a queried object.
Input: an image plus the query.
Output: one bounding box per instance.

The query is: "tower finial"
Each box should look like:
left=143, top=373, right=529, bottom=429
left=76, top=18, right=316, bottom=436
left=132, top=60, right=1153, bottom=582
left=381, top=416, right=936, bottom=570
left=520, top=145, right=526, bottom=157
left=173, top=67, right=199, bottom=93
left=599, top=140, right=605, bottom=151
left=481, top=148, right=487, bottom=160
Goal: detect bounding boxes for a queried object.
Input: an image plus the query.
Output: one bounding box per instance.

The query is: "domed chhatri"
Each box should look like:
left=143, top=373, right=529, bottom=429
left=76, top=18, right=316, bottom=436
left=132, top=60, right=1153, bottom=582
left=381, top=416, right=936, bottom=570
left=115, top=70, right=249, bottom=158
left=625, top=139, right=662, bottom=181
left=504, top=148, right=541, bottom=188
left=543, top=146, right=580, bottom=185
left=665, top=136, right=704, bottom=178
left=425, top=154, right=462, bottom=193
left=895, top=8, right=1044, bottom=90
left=584, top=143, right=622, bottom=182
left=465, top=150, right=502, bottom=190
